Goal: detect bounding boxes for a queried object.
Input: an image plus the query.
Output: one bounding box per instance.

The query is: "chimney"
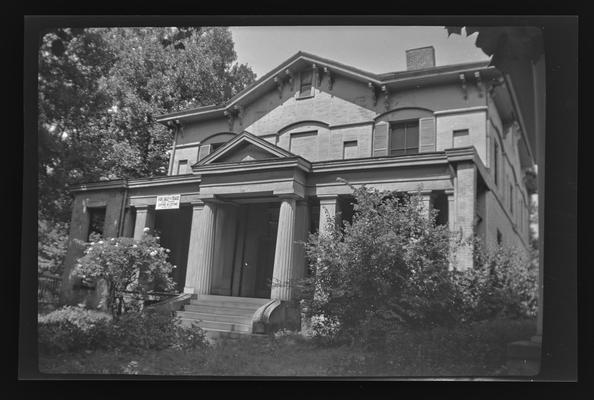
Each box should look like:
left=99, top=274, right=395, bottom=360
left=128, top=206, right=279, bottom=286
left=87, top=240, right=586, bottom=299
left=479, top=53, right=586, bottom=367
left=406, top=46, right=436, bottom=71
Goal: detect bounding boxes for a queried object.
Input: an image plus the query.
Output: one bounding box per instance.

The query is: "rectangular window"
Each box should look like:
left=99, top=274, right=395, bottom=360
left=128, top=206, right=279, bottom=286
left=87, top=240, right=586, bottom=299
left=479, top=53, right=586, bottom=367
left=298, top=70, right=313, bottom=98
left=343, top=140, right=358, bottom=159
left=453, top=129, right=469, bottom=147
left=88, top=207, right=106, bottom=241
left=497, top=229, right=503, bottom=245
left=177, top=159, right=188, bottom=175
left=493, top=140, right=499, bottom=186
left=390, top=121, right=419, bottom=156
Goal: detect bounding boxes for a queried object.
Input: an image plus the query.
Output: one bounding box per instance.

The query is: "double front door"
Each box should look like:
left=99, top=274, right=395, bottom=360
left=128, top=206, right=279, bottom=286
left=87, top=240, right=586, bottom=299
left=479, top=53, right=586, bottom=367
left=211, top=203, right=279, bottom=298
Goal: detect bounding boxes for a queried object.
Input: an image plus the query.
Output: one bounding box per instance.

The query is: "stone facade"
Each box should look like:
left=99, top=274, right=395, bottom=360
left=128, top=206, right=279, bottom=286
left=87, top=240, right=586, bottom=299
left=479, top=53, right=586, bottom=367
left=61, top=52, right=535, bottom=331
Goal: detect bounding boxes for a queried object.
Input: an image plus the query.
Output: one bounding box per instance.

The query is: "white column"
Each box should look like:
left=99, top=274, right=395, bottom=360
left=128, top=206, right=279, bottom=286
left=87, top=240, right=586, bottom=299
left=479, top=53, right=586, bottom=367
left=318, top=195, right=339, bottom=236
left=185, top=201, right=217, bottom=295
left=184, top=202, right=203, bottom=293
left=133, top=206, right=155, bottom=240
left=272, top=196, right=297, bottom=301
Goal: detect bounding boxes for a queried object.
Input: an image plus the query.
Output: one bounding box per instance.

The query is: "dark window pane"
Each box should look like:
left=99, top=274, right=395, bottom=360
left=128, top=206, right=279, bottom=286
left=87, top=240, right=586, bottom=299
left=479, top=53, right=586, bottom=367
left=301, top=70, right=312, bottom=85
left=407, top=123, right=419, bottom=148
left=88, top=208, right=106, bottom=240
left=390, top=125, right=405, bottom=151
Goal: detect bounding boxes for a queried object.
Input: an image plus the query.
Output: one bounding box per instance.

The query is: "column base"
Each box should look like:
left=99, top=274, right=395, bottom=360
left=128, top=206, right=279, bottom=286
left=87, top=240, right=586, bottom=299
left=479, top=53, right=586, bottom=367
left=183, top=287, right=195, bottom=294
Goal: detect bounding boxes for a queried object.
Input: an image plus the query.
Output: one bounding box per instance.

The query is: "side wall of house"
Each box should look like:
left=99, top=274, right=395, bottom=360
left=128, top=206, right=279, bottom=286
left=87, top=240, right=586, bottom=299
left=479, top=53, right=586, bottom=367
left=60, top=189, right=127, bottom=305
left=485, top=93, right=531, bottom=252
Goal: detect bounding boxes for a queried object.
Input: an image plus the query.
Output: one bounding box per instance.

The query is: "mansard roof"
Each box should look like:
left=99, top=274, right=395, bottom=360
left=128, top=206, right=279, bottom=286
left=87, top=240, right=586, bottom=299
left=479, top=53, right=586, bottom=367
left=155, top=51, right=494, bottom=125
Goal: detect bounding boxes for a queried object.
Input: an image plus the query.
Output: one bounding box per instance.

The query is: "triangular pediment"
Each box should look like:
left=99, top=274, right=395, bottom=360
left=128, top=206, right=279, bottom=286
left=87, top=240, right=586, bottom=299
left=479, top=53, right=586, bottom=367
left=195, top=131, right=297, bottom=166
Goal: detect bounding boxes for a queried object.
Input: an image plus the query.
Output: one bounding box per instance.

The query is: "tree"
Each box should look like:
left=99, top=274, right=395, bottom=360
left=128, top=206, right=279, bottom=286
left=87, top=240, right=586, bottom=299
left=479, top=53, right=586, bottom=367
left=38, top=27, right=256, bottom=225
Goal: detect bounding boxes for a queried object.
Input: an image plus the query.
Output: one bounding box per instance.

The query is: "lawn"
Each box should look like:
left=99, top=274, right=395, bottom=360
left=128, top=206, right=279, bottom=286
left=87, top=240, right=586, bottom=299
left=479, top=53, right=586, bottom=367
left=38, top=318, right=536, bottom=377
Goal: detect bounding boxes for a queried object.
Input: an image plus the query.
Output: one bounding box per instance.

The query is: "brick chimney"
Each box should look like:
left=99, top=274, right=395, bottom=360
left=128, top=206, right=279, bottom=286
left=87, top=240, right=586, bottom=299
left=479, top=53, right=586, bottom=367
left=406, top=46, right=436, bottom=70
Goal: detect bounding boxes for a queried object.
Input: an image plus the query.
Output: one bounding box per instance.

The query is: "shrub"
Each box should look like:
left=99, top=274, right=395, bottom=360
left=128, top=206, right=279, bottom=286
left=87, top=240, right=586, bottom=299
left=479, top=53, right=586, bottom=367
left=38, top=307, right=208, bottom=354
left=74, top=231, right=177, bottom=317
left=301, top=180, right=537, bottom=348
left=302, top=182, right=461, bottom=347
left=38, top=306, right=112, bottom=354
left=109, top=310, right=208, bottom=352
left=453, top=239, right=538, bottom=322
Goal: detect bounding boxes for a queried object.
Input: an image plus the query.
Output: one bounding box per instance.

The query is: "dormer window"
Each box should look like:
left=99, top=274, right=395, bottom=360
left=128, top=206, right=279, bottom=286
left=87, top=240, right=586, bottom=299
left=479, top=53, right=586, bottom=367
left=298, top=70, right=313, bottom=98
left=390, top=121, right=419, bottom=156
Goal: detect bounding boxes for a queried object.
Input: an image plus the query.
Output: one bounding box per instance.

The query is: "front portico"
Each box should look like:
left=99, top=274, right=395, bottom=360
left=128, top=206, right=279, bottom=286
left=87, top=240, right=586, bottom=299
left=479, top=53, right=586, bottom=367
left=183, top=132, right=312, bottom=306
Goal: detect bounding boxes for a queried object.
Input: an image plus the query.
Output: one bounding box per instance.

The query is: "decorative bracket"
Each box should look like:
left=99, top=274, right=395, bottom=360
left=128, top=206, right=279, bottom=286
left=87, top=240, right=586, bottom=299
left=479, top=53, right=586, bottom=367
left=324, top=67, right=334, bottom=90
left=285, top=68, right=294, bottom=91
left=274, top=76, right=283, bottom=99
left=474, top=71, right=484, bottom=97
left=381, top=85, right=390, bottom=110
left=233, top=104, right=244, bottom=127
left=315, top=63, right=323, bottom=86
left=223, top=110, right=234, bottom=131
left=368, top=82, right=381, bottom=106
left=459, top=73, right=468, bottom=100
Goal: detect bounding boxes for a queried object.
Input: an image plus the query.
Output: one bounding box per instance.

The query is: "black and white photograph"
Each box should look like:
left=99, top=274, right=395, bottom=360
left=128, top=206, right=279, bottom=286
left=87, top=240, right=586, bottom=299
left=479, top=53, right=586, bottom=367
left=20, top=16, right=578, bottom=382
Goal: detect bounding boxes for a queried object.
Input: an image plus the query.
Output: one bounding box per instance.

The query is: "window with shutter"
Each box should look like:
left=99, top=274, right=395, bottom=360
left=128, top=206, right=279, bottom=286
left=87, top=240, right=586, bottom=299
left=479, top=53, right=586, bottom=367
left=298, top=70, right=313, bottom=98
left=372, top=122, right=389, bottom=157
left=389, top=121, right=419, bottom=156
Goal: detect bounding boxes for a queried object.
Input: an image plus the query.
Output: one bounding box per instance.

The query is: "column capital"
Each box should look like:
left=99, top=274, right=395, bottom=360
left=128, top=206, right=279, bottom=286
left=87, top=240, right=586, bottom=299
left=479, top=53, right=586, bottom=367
left=277, top=193, right=301, bottom=201
left=189, top=200, right=205, bottom=209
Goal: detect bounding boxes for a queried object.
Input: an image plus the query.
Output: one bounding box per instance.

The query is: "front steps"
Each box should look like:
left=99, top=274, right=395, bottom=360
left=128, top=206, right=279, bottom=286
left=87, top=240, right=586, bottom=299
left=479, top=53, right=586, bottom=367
left=177, top=294, right=271, bottom=337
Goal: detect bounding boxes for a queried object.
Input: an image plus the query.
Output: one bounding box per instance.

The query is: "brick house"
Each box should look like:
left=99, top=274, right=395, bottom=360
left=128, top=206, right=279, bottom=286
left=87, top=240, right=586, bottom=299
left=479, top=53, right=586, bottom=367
left=60, top=47, right=536, bottom=334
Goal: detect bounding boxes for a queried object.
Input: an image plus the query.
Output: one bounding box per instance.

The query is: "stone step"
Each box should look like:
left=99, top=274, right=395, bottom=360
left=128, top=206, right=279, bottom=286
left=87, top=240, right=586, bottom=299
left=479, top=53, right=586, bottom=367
left=179, top=318, right=251, bottom=333
left=177, top=311, right=253, bottom=325
left=184, top=304, right=257, bottom=316
left=193, top=294, right=270, bottom=306
left=189, top=299, right=265, bottom=310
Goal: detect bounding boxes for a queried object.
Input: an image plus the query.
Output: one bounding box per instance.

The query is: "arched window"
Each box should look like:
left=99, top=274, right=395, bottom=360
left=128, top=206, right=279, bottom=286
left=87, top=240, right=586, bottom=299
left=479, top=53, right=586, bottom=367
left=197, top=132, right=237, bottom=161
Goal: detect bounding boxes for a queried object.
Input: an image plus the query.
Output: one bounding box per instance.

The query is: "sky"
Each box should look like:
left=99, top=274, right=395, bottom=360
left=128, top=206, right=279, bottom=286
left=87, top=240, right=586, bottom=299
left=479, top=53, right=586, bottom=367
left=229, top=26, right=490, bottom=79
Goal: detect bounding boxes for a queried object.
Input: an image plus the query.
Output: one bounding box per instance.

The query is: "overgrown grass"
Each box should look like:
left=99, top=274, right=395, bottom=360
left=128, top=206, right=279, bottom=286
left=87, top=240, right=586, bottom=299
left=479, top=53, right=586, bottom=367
left=39, top=318, right=536, bottom=377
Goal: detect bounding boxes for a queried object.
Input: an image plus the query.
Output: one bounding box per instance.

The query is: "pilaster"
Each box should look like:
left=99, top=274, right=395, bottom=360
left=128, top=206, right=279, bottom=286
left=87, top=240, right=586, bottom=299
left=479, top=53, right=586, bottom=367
left=318, top=195, right=340, bottom=236
left=133, top=206, right=155, bottom=241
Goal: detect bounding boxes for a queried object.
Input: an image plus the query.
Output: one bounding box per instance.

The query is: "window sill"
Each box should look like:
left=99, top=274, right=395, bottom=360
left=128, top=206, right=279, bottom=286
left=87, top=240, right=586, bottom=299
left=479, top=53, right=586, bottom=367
left=296, top=94, right=314, bottom=101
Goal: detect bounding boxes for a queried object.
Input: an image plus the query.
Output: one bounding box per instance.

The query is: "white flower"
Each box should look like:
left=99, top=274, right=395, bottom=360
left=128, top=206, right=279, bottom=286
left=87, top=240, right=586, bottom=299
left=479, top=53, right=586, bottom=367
left=110, top=238, right=115, bottom=241
left=143, top=227, right=150, bottom=232
left=132, top=244, right=137, bottom=248
left=149, top=251, right=157, bottom=257
left=155, top=236, right=160, bottom=240
left=98, top=241, right=104, bottom=244
left=165, top=249, right=170, bottom=253
left=172, top=265, right=176, bottom=269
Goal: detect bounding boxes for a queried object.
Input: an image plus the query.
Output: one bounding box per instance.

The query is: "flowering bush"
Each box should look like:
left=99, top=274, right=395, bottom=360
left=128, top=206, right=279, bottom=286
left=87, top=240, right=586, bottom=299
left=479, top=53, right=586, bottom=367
left=302, top=183, right=461, bottom=347
left=75, top=231, right=176, bottom=317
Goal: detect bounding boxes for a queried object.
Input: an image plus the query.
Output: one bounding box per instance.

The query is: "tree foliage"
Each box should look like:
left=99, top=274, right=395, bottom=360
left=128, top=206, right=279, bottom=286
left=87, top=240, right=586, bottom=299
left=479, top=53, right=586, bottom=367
left=38, top=27, right=256, bottom=225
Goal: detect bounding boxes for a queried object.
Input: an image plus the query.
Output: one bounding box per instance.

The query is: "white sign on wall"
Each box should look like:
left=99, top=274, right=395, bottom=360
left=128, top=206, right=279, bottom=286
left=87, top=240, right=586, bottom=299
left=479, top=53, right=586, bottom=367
left=155, top=194, right=181, bottom=210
